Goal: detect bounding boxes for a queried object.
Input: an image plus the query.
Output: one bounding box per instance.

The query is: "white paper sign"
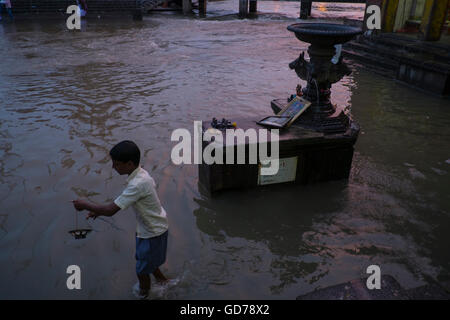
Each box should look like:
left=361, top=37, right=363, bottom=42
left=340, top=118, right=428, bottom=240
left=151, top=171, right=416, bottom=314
left=258, top=156, right=298, bottom=185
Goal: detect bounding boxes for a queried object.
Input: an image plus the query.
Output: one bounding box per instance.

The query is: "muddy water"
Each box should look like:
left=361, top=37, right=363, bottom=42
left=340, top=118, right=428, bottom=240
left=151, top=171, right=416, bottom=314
left=0, top=1, right=449, bottom=299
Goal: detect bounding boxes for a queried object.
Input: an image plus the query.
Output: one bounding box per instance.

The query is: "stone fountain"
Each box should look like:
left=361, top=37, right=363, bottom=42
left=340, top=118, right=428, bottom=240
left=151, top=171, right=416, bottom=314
left=198, top=23, right=363, bottom=194
left=272, top=23, right=362, bottom=133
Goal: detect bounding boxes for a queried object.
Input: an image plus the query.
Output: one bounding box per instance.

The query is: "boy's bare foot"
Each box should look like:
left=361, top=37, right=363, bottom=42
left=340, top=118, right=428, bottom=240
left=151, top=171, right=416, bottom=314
left=153, top=268, right=169, bottom=283
left=132, top=282, right=149, bottom=299
left=139, top=288, right=149, bottom=298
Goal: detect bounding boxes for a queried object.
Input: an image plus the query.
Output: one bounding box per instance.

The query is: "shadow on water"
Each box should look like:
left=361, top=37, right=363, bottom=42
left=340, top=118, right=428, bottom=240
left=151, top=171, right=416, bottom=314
left=191, top=181, right=353, bottom=295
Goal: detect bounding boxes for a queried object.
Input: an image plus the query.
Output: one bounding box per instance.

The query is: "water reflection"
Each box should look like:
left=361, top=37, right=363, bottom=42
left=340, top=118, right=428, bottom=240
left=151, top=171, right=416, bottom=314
left=193, top=181, right=351, bottom=294
left=317, top=4, right=327, bottom=12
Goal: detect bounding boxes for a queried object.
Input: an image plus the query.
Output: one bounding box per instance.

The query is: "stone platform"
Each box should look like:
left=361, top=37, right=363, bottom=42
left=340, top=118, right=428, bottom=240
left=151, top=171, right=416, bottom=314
left=198, top=115, right=359, bottom=194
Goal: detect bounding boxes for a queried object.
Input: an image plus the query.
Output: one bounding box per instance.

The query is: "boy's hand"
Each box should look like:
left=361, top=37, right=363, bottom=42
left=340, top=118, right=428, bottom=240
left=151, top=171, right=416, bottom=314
left=72, top=199, right=89, bottom=211
left=86, top=212, right=98, bottom=220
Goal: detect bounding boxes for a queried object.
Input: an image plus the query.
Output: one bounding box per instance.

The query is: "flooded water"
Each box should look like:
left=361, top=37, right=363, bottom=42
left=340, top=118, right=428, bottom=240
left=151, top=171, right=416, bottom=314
left=0, top=1, right=449, bottom=299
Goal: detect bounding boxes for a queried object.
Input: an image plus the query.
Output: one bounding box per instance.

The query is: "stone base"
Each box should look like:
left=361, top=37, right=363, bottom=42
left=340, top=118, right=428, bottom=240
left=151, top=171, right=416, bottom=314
left=271, top=99, right=352, bottom=134
left=132, top=10, right=143, bottom=21
left=198, top=117, right=359, bottom=194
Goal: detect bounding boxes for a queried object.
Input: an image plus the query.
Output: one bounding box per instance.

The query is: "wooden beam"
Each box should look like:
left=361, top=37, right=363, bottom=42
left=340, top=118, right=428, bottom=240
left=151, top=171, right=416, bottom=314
left=239, top=0, right=249, bottom=18
left=182, top=0, right=192, bottom=14
left=249, top=0, right=257, bottom=13
left=300, top=0, right=312, bottom=19
left=198, top=0, right=207, bottom=16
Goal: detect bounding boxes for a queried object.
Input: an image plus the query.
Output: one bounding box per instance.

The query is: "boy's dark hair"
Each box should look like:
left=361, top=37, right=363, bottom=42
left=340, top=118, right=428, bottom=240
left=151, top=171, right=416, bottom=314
left=109, top=140, right=140, bottom=166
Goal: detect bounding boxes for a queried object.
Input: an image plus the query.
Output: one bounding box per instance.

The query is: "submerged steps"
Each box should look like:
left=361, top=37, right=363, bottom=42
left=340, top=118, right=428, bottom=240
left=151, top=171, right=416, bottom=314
left=343, top=33, right=450, bottom=96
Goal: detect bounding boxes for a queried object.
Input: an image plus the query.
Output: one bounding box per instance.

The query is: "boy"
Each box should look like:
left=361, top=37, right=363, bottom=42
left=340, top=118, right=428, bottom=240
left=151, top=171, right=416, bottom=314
left=0, top=0, right=14, bottom=21
left=72, top=140, right=169, bottom=299
left=76, top=0, right=88, bottom=17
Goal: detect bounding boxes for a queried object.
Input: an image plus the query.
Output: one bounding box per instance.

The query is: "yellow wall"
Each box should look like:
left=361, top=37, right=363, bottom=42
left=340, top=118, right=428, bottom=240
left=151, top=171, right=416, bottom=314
left=413, top=0, right=426, bottom=19
left=382, top=0, right=399, bottom=32
left=394, top=0, right=414, bottom=31
left=382, top=0, right=448, bottom=40
left=420, top=0, right=450, bottom=40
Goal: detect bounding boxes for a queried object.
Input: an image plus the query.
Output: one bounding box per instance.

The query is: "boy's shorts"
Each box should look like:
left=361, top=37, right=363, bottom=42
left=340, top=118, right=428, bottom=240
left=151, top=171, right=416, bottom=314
left=135, top=230, right=168, bottom=275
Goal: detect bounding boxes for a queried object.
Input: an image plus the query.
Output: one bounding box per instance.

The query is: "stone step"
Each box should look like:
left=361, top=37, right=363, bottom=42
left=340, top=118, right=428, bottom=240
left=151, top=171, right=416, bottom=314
left=343, top=33, right=450, bottom=95
left=360, top=33, right=450, bottom=64
left=377, top=33, right=450, bottom=54
left=344, top=41, right=402, bottom=67
left=347, top=37, right=450, bottom=70
left=345, top=43, right=450, bottom=76
left=341, top=48, right=398, bottom=78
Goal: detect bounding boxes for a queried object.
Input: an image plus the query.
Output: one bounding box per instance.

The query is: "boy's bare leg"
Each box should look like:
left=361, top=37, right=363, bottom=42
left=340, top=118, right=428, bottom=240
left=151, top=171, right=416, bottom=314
left=153, top=268, right=168, bottom=283
left=137, top=274, right=150, bottom=295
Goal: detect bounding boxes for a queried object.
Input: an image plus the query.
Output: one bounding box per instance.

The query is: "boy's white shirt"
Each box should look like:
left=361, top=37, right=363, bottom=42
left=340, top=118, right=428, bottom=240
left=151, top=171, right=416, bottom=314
left=114, top=166, right=168, bottom=238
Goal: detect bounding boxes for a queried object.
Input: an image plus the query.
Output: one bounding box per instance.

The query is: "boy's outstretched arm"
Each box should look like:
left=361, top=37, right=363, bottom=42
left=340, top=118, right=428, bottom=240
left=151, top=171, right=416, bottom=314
left=72, top=199, right=120, bottom=220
